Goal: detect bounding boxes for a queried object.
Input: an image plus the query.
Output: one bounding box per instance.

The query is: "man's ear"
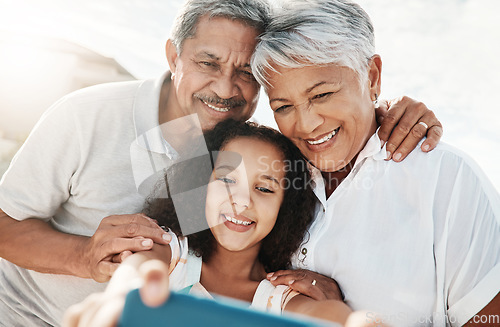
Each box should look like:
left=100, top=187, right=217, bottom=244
left=166, top=39, right=179, bottom=73
left=368, top=54, right=382, bottom=96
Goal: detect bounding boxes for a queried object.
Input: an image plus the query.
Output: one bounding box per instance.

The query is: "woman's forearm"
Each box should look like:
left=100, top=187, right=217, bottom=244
left=285, top=295, right=352, bottom=325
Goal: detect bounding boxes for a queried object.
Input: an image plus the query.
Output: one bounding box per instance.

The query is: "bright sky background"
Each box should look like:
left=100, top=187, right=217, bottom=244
left=0, top=0, right=499, bottom=191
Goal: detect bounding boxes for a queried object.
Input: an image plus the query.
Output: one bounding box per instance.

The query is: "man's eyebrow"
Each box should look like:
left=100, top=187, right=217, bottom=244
left=197, top=51, right=220, bottom=61
left=196, top=52, right=251, bottom=68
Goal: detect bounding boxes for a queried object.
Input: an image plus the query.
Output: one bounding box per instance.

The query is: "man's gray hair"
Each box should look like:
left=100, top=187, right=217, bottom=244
left=251, top=0, right=375, bottom=87
left=171, top=0, right=271, bottom=53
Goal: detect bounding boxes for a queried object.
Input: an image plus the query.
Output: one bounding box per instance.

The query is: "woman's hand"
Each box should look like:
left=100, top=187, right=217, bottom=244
left=267, top=269, right=343, bottom=301
left=62, top=256, right=170, bottom=327
left=376, top=96, right=443, bottom=162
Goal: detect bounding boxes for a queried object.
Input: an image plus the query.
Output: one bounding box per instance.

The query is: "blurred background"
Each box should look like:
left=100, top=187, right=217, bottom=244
left=0, top=0, right=499, bottom=191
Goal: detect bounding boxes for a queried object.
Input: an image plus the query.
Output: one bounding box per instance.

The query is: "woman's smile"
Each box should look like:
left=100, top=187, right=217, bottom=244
left=304, top=126, right=341, bottom=152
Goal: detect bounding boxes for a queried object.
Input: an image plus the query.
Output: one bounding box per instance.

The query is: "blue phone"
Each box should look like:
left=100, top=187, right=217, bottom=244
left=118, top=289, right=334, bottom=327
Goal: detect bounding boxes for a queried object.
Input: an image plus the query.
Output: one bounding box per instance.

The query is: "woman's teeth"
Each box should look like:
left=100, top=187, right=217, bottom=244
left=224, top=215, right=252, bottom=226
left=307, top=128, right=339, bottom=145
left=204, top=101, right=230, bottom=112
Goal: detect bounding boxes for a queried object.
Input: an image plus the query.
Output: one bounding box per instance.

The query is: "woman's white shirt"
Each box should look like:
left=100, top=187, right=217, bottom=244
left=292, top=132, right=500, bottom=326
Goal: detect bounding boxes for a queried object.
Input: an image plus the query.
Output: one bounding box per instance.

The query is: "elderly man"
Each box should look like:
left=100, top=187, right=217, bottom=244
left=0, top=0, right=441, bottom=325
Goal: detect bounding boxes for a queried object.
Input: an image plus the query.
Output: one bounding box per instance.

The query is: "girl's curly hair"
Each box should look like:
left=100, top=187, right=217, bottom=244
left=144, top=119, right=316, bottom=272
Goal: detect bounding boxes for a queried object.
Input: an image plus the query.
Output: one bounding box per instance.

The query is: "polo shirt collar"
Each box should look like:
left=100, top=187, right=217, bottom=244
left=133, top=72, right=176, bottom=157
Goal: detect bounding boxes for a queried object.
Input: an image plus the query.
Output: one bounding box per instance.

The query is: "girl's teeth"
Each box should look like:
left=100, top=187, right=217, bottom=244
left=307, top=129, right=338, bottom=145
left=204, top=101, right=230, bottom=112
left=224, top=215, right=252, bottom=226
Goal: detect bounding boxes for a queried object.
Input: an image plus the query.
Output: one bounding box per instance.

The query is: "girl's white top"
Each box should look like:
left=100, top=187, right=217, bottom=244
left=166, top=231, right=299, bottom=315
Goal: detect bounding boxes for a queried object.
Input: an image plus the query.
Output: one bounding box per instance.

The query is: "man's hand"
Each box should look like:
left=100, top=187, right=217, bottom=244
left=0, top=210, right=172, bottom=283
left=267, top=269, right=343, bottom=301
left=78, top=214, right=172, bottom=282
left=376, top=96, right=443, bottom=162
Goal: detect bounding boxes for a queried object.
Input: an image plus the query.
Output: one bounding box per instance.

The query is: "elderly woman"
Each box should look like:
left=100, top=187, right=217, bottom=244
left=253, top=0, right=500, bottom=325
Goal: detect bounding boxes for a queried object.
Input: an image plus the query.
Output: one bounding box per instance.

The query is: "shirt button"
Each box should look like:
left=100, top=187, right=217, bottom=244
left=322, top=208, right=325, bottom=213
left=301, top=248, right=308, bottom=255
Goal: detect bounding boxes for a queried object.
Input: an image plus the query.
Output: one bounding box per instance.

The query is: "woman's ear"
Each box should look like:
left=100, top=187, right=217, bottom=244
left=166, top=39, right=179, bottom=74
left=368, top=55, right=382, bottom=97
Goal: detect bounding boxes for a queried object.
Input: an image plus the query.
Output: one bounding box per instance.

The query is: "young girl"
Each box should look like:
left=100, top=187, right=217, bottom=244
left=63, top=119, right=353, bottom=326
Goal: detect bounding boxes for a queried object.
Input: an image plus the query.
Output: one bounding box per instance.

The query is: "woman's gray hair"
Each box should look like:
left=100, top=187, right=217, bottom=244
left=171, top=0, right=271, bottom=53
left=251, top=0, right=375, bottom=87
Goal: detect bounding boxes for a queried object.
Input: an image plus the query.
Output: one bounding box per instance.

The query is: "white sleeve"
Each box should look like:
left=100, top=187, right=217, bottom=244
left=0, top=96, right=81, bottom=220
left=166, top=230, right=192, bottom=290
left=432, top=151, right=500, bottom=326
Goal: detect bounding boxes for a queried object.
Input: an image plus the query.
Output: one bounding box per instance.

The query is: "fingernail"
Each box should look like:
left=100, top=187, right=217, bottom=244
left=162, top=233, right=171, bottom=242
left=270, top=276, right=277, bottom=281
left=393, top=152, right=402, bottom=161
left=386, top=151, right=391, bottom=160
left=288, top=279, right=295, bottom=285
left=142, top=239, right=153, bottom=247
left=267, top=273, right=273, bottom=279
left=145, top=280, right=161, bottom=298
left=422, top=144, right=430, bottom=152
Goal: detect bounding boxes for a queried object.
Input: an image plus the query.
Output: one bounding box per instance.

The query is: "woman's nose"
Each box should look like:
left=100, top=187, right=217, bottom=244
left=295, top=103, right=323, bottom=135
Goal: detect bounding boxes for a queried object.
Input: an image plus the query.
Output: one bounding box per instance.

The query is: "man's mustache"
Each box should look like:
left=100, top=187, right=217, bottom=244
left=194, top=94, right=246, bottom=108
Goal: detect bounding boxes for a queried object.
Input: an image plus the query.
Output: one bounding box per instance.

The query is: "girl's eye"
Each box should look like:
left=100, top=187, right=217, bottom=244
left=256, top=186, right=274, bottom=194
left=217, top=177, right=235, bottom=184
